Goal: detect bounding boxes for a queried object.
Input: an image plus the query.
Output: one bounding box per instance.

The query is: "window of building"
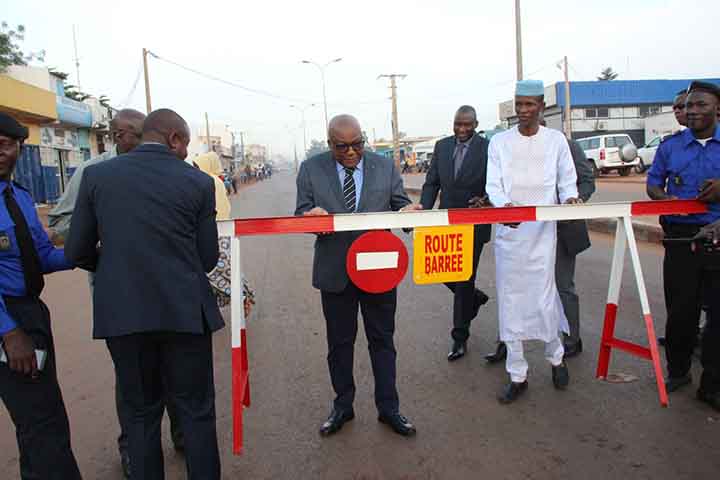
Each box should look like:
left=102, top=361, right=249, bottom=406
left=639, top=105, right=662, bottom=118
left=584, top=107, right=609, bottom=119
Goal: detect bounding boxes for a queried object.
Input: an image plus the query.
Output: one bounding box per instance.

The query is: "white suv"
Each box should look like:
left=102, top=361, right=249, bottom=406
left=577, top=134, right=640, bottom=177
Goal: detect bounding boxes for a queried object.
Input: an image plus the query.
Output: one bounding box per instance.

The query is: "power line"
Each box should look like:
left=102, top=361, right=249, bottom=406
left=147, top=50, right=312, bottom=104
left=119, top=62, right=144, bottom=108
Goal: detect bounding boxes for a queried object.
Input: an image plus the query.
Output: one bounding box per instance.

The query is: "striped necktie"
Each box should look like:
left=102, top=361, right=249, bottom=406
left=343, top=167, right=356, bottom=211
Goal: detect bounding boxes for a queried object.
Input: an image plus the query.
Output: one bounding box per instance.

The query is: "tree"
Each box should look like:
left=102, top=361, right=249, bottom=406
left=0, top=22, right=45, bottom=73
left=63, top=84, right=90, bottom=102
left=306, top=139, right=328, bottom=159
left=99, top=95, right=111, bottom=108
left=597, top=67, right=618, bottom=81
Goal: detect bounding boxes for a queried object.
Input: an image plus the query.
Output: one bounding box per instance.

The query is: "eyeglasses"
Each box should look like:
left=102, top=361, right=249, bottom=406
left=333, top=140, right=364, bottom=153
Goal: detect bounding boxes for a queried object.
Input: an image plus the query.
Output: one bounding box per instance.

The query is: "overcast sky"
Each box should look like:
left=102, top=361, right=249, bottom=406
left=6, top=0, right=719, bottom=158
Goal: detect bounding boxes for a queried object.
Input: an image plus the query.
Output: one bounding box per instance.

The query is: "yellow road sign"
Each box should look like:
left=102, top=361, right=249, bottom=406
left=413, top=225, right=474, bottom=284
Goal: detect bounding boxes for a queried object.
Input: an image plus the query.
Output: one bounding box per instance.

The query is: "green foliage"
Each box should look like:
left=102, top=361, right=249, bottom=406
left=597, top=67, right=619, bottom=81
left=0, top=22, right=45, bottom=73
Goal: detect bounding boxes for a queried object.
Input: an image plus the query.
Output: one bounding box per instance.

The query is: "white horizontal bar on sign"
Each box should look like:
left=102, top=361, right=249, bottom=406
left=535, top=203, right=632, bottom=222
left=333, top=210, right=450, bottom=232
left=217, top=220, right=234, bottom=237
left=356, top=252, right=399, bottom=271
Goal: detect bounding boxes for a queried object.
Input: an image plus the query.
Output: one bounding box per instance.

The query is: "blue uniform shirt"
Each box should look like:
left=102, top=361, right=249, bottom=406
left=647, top=126, right=720, bottom=225
left=335, top=157, right=364, bottom=211
left=0, top=181, right=72, bottom=335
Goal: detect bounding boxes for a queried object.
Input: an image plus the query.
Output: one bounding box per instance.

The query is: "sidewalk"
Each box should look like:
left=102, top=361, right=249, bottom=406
left=402, top=172, right=665, bottom=244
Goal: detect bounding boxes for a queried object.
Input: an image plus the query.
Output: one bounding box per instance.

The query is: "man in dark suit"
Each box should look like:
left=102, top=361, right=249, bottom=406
left=296, top=114, right=421, bottom=437
left=420, top=106, right=492, bottom=361
left=556, top=135, right=595, bottom=357
left=66, top=109, right=223, bottom=479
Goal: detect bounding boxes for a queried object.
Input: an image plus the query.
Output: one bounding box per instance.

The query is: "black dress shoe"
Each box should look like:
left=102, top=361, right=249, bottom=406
left=448, top=340, right=467, bottom=362
left=552, top=362, right=570, bottom=390
left=378, top=413, right=416, bottom=437
left=563, top=338, right=583, bottom=359
left=498, top=381, right=528, bottom=404
left=485, top=342, right=507, bottom=364
left=666, top=373, right=692, bottom=393
left=697, top=388, right=720, bottom=412
left=319, top=408, right=355, bottom=437
left=657, top=336, right=666, bottom=347
left=120, top=450, right=131, bottom=479
left=471, top=289, right=490, bottom=318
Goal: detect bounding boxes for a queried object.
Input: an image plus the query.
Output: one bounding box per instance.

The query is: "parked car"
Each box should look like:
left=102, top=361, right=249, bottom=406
left=636, top=134, right=672, bottom=173
left=577, top=134, right=640, bottom=177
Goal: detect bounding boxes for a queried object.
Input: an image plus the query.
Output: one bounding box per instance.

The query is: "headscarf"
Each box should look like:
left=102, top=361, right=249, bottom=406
left=194, top=152, right=231, bottom=220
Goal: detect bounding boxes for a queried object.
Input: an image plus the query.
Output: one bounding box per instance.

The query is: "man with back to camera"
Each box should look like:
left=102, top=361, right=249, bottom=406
left=66, top=108, right=224, bottom=478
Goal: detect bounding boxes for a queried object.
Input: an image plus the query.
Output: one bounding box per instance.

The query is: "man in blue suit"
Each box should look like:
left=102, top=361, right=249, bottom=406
left=66, top=109, right=224, bottom=479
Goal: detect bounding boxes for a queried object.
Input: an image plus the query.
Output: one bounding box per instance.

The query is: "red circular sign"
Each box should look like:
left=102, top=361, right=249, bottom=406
left=346, top=231, right=409, bottom=293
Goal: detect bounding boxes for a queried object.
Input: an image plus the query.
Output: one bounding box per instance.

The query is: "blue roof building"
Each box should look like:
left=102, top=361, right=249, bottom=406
left=498, top=78, right=720, bottom=145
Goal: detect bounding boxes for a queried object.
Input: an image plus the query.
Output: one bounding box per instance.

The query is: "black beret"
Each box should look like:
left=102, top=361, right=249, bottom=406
left=687, top=81, right=720, bottom=100
left=0, top=112, right=29, bottom=140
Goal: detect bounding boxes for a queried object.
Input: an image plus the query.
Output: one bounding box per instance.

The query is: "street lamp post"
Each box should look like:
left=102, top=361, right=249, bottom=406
left=301, top=58, right=342, bottom=132
left=290, top=103, right=316, bottom=161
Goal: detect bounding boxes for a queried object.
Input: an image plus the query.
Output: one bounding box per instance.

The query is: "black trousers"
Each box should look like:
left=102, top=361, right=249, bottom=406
left=444, top=235, right=485, bottom=342
left=663, top=224, right=720, bottom=393
left=106, top=331, right=220, bottom=480
left=0, top=296, right=82, bottom=480
left=321, top=284, right=399, bottom=415
left=115, top=370, right=183, bottom=455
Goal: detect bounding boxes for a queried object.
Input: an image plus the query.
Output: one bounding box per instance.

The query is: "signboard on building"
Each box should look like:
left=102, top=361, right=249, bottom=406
left=56, top=96, right=92, bottom=127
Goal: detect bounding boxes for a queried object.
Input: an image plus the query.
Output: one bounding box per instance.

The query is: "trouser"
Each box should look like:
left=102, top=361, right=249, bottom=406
left=663, top=223, right=720, bottom=393
left=555, top=246, right=580, bottom=345
left=0, top=296, right=82, bottom=480
left=444, top=235, right=485, bottom=342
left=505, top=337, right=564, bottom=383
left=106, top=331, right=220, bottom=480
left=116, top=373, right=183, bottom=456
left=321, top=284, right=399, bottom=415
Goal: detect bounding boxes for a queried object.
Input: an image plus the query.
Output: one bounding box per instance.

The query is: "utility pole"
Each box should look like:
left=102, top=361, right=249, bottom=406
left=205, top=112, right=212, bottom=153
left=142, top=48, right=152, bottom=113
left=239, top=131, right=245, bottom=165
left=378, top=74, right=407, bottom=170
left=72, top=25, right=81, bottom=92
left=294, top=143, right=299, bottom=174
left=563, top=56, right=572, bottom=139
left=515, top=0, right=524, bottom=81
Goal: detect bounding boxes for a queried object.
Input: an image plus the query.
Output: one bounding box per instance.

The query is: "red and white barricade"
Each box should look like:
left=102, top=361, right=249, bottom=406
left=222, top=199, right=706, bottom=455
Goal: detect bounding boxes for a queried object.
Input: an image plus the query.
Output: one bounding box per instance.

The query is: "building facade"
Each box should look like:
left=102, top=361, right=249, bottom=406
left=499, top=78, right=720, bottom=145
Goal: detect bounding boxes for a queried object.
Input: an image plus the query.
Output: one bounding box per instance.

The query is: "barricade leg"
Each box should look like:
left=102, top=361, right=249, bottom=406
left=231, top=236, right=251, bottom=455
left=623, top=216, right=668, bottom=407
left=597, top=218, right=627, bottom=379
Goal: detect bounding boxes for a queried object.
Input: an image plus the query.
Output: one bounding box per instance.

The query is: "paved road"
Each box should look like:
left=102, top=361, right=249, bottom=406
left=1, top=172, right=718, bottom=479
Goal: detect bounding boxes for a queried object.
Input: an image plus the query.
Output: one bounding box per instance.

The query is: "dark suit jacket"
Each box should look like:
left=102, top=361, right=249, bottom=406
left=295, top=151, right=411, bottom=293
left=558, top=139, right=596, bottom=256
left=65, top=144, right=224, bottom=339
left=420, top=134, right=491, bottom=243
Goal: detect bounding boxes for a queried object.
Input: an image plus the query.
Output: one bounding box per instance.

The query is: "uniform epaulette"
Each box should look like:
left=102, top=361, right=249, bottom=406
left=660, top=130, right=683, bottom=143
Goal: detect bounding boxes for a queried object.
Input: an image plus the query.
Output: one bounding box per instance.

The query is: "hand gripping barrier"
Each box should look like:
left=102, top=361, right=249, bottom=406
left=220, top=199, right=706, bottom=454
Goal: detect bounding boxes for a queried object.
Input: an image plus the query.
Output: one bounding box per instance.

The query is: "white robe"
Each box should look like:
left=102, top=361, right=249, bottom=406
left=486, top=126, right=578, bottom=343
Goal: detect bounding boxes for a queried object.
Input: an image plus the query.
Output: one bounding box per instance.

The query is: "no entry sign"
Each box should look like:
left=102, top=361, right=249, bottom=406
left=346, top=231, right=409, bottom=293
left=413, top=225, right=474, bottom=284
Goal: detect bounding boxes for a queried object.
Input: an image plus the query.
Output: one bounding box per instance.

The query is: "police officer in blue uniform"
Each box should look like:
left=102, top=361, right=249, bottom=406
left=0, top=112, right=81, bottom=479
left=647, top=81, right=720, bottom=411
